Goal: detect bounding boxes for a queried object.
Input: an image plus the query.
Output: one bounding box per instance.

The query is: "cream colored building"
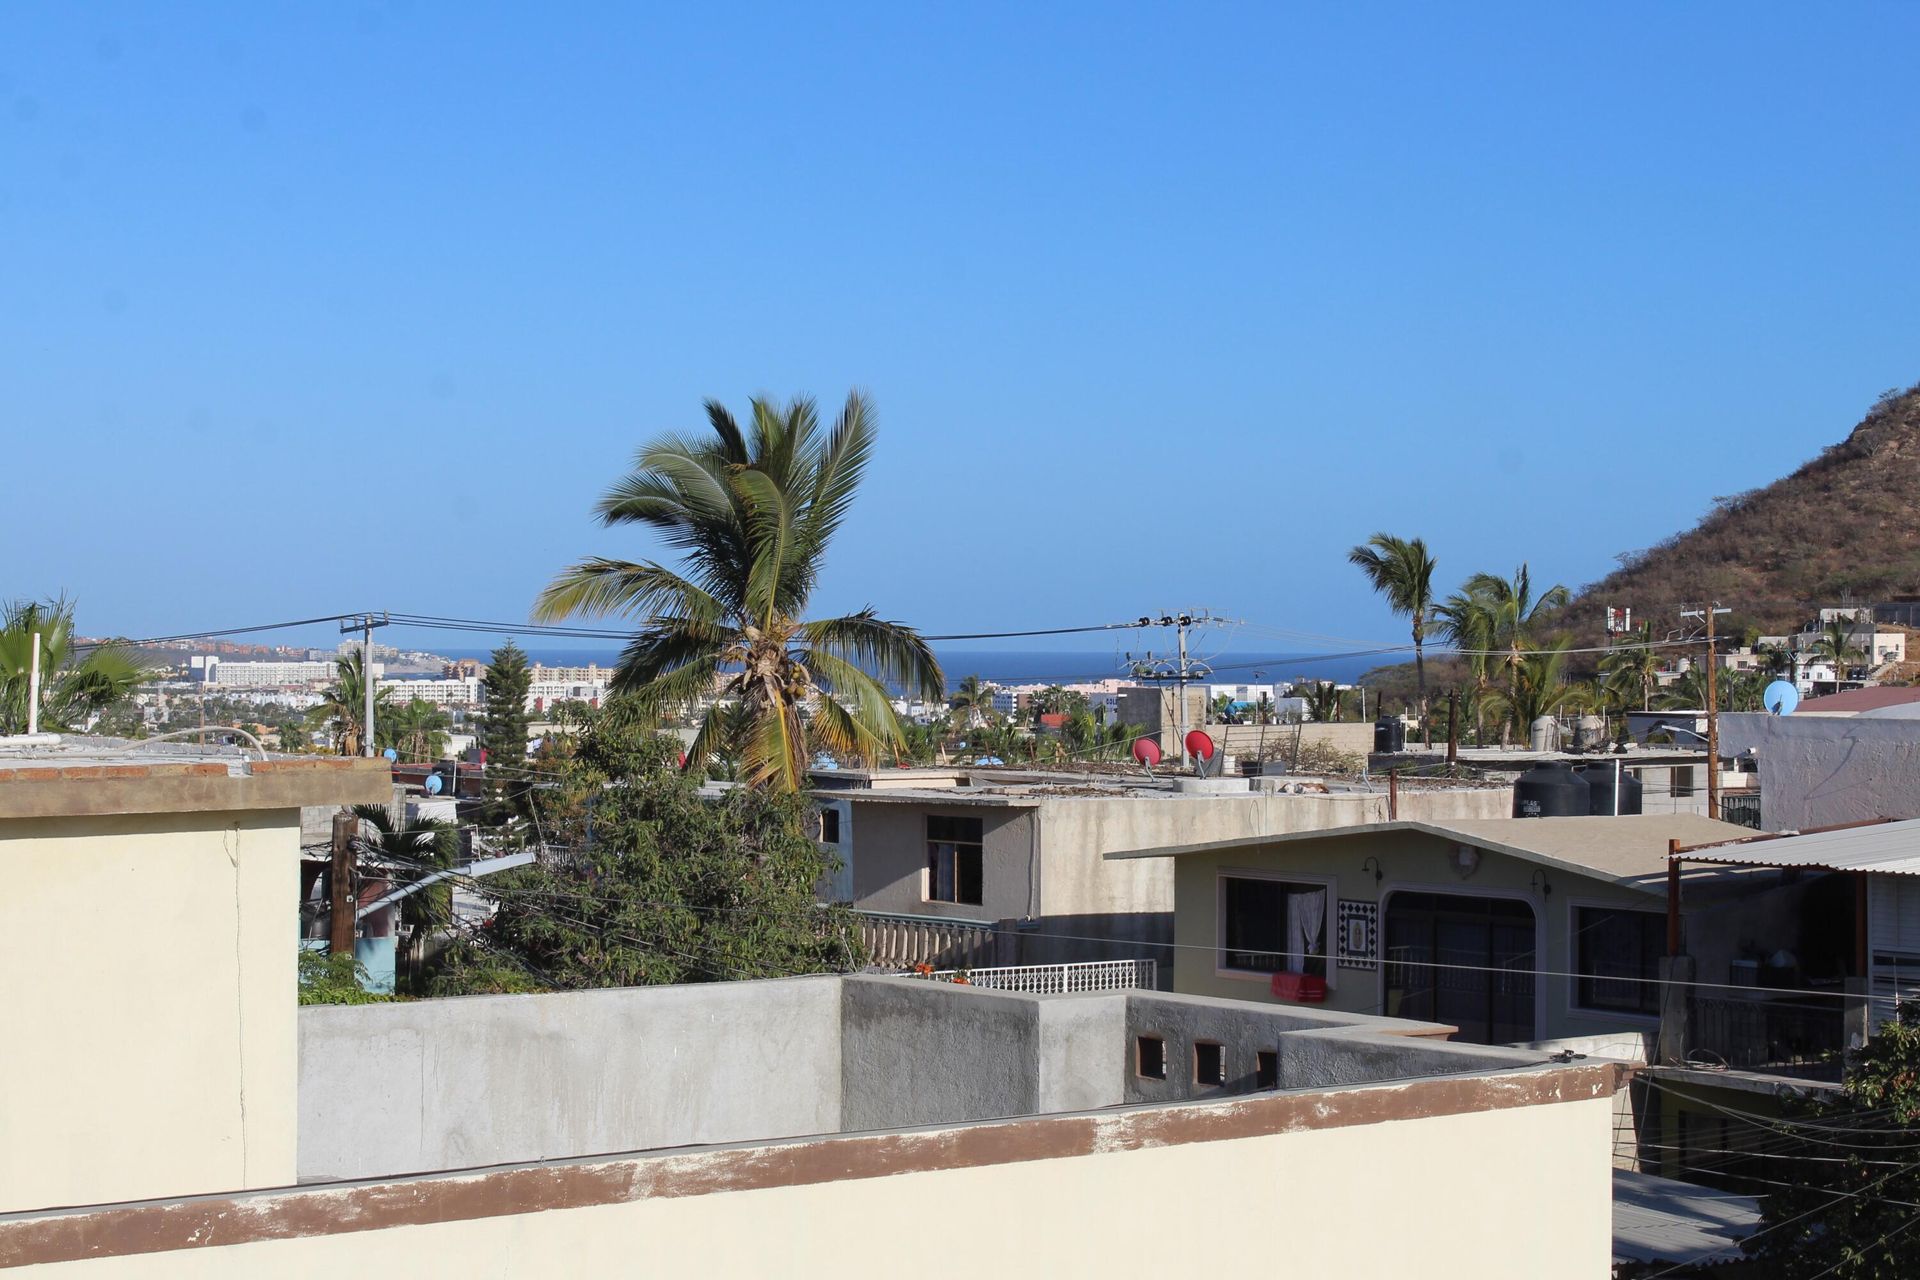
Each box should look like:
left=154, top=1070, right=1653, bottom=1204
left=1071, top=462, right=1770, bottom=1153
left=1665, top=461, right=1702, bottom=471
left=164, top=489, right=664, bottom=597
left=0, top=741, right=390, bottom=1215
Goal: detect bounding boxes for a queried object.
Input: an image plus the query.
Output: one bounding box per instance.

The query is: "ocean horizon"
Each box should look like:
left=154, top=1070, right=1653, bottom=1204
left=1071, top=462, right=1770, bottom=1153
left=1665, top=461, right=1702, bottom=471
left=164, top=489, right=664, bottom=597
left=459, top=646, right=1389, bottom=691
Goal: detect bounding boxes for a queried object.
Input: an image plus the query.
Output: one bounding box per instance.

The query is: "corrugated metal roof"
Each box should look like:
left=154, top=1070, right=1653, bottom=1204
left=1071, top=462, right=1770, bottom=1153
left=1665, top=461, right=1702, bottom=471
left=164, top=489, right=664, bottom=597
left=1613, top=1169, right=1760, bottom=1266
left=1684, top=818, right=1920, bottom=877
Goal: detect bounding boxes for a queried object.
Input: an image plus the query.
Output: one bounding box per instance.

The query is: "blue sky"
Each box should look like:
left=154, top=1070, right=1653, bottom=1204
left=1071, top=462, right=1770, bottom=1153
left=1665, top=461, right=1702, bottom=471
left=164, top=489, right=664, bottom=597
left=5, top=3, right=1919, bottom=656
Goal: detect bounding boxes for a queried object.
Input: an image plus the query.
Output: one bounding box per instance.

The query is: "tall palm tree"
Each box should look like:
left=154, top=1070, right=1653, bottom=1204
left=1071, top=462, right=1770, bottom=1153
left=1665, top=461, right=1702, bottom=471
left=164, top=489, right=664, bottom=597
left=1808, top=618, right=1865, bottom=674
left=533, top=392, right=945, bottom=791
left=1435, top=587, right=1498, bottom=744
left=1486, top=640, right=1590, bottom=734
left=948, top=674, right=997, bottom=727
left=1348, top=534, right=1437, bottom=738
left=0, top=599, right=146, bottom=735
left=1601, top=623, right=1664, bottom=712
left=1458, top=564, right=1570, bottom=743
left=310, top=650, right=393, bottom=756
left=385, top=698, right=451, bottom=762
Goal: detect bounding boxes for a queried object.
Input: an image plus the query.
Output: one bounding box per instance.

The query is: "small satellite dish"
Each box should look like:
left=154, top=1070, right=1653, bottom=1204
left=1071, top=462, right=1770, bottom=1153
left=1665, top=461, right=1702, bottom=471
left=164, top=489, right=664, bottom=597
left=1184, top=730, right=1216, bottom=762
left=424, top=773, right=444, bottom=795
left=1764, top=680, right=1800, bottom=715
left=1132, top=737, right=1162, bottom=766
left=383, top=747, right=398, bottom=762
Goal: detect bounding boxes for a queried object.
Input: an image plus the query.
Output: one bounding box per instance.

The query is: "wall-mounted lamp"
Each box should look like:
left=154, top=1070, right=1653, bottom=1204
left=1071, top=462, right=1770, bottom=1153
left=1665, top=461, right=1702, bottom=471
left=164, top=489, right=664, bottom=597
left=1448, top=845, right=1480, bottom=879
left=1360, top=856, right=1384, bottom=885
left=1530, top=869, right=1552, bottom=898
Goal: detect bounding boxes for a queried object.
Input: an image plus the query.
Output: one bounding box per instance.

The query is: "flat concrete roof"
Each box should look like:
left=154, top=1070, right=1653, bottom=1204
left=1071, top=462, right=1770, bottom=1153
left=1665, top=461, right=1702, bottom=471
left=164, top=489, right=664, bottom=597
left=0, top=736, right=392, bottom=819
left=1110, top=813, right=1759, bottom=891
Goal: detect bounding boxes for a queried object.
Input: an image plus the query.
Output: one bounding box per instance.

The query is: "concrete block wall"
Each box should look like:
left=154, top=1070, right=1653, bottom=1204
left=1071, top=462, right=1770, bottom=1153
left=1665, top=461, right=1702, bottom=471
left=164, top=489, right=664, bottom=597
left=298, top=976, right=844, bottom=1181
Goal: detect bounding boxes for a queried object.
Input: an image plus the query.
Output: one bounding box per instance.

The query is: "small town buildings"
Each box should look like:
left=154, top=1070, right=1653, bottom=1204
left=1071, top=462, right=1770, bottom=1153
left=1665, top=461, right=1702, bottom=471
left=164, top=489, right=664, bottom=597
left=810, top=766, right=1510, bottom=976
left=1118, top=813, right=1757, bottom=1045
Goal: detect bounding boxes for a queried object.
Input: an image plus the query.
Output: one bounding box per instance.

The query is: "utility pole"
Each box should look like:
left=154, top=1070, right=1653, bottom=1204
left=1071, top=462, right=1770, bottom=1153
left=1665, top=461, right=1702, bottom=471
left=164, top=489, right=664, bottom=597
left=328, top=807, right=356, bottom=956
left=1125, top=612, right=1237, bottom=768
left=1681, top=603, right=1731, bottom=818
left=340, top=613, right=390, bottom=758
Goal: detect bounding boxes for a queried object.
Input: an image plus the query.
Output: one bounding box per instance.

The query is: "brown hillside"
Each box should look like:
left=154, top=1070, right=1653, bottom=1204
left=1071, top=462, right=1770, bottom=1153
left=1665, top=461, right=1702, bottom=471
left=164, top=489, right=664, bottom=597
left=1572, top=383, right=1920, bottom=638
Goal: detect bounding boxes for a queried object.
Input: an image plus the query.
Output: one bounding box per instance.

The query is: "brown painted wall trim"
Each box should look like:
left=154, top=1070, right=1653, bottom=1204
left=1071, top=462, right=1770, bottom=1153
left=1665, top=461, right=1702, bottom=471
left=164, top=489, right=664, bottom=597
left=0, top=759, right=390, bottom=820
left=0, top=1062, right=1620, bottom=1268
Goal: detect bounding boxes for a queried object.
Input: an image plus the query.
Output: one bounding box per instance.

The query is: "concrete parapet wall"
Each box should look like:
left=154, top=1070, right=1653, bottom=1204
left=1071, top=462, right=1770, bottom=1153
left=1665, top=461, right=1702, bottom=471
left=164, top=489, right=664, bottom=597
left=298, top=976, right=843, bottom=1182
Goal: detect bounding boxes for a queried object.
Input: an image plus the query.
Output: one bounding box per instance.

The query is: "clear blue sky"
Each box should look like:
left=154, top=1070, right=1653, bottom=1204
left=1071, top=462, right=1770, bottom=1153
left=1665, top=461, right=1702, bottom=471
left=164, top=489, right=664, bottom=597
left=6, top=3, right=1919, bottom=655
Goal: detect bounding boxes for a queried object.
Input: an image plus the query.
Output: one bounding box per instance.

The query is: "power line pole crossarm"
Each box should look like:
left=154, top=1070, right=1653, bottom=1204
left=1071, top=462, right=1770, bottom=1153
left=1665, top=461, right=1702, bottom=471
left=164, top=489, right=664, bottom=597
left=1680, top=603, right=1732, bottom=819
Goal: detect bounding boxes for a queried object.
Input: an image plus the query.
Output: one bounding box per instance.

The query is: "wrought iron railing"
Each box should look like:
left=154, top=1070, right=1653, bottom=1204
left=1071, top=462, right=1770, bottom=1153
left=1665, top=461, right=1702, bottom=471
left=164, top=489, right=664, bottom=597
left=908, top=959, right=1157, bottom=994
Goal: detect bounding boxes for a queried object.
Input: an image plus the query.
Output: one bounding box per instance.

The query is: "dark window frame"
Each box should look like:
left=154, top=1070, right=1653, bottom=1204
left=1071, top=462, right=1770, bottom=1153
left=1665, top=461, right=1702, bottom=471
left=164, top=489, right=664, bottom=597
left=925, top=814, right=985, bottom=906
left=1572, top=905, right=1665, bottom=1017
left=1218, top=873, right=1331, bottom=979
left=1136, top=1035, right=1166, bottom=1080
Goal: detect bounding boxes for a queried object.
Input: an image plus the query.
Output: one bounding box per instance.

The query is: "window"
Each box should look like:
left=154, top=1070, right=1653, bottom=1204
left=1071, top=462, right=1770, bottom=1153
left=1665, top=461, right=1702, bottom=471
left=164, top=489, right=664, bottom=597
left=1136, top=1035, right=1166, bottom=1080
left=1256, top=1050, right=1279, bottom=1089
left=1219, top=875, right=1329, bottom=977
left=1574, top=906, right=1664, bottom=1016
left=1194, top=1041, right=1225, bottom=1086
left=1383, top=892, right=1537, bottom=1045
left=818, top=806, right=841, bottom=844
left=1672, top=766, right=1697, bottom=799
left=926, top=815, right=984, bottom=906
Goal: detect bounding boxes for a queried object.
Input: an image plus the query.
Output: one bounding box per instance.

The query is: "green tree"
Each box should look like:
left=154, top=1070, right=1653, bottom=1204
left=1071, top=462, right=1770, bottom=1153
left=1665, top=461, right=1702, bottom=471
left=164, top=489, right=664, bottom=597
left=949, top=674, right=997, bottom=727
left=1602, top=623, right=1664, bottom=712
left=384, top=698, right=452, bottom=762
left=533, top=391, right=944, bottom=790
left=1302, top=680, right=1343, bottom=723
left=1809, top=618, right=1866, bottom=673
left=1348, top=534, right=1438, bottom=737
left=1455, top=565, right=1570, bottom=743
left=479, top=642, right=533, bottom=826
left=310, top=650, right=392, bottom=756
left=352, top=803, right=458, bottom=945
left=437, top=718, right=862, bottom=990
left=0, top=599, right=146, bottom=735
left=1739, top=1007, right=1920, bottom=1278
left=1485, top=640, right=1591, bottom=734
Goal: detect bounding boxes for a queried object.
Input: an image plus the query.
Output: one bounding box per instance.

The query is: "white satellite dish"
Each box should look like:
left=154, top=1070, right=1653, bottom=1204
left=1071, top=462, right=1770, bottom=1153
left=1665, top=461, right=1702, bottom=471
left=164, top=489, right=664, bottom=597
left=1763, top=680, right=1800, bottom=715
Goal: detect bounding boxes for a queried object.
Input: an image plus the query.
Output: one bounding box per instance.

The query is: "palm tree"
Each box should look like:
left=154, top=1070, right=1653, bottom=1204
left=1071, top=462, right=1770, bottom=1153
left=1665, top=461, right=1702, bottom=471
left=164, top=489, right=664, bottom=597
left=1486, top=640, right=1590, bottom=735
left=310, top=650, right=393, bottom=756
left=533, top=392, right=944, bottom=791
left=948, top=675, right=996, bottom=728
left=1601, top=623, right=1664, bottom=712
left=1808, top=619, right=1865, bottom=676
left=1302, top=680, right=1342, bottom=723
left=351, top=804, right=457, bottom=981
left=385, top=698, right=452, bottom=762
left=1435, top=589, right=1498, bottom=744
left=0, top=599, right=146, bottom=735
left=1348, top=534, right=1437, bottom=739
left=1457, top=565, right=1570, bottom=743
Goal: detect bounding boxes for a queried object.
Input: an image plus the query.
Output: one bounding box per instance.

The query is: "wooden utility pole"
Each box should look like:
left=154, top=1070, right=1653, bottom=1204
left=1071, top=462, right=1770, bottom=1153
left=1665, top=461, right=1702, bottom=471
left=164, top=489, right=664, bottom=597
left=1446, top=690, right=1459, bottom=771
left=328, top=807, right=356, bottom=955
left=1682, top=603, right=1731, bottom=819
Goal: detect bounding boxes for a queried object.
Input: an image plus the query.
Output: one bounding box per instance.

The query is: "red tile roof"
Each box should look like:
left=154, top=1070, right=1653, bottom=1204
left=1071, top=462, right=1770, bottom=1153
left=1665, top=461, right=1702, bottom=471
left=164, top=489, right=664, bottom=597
left=1796, top=685, right=1920, bottom=713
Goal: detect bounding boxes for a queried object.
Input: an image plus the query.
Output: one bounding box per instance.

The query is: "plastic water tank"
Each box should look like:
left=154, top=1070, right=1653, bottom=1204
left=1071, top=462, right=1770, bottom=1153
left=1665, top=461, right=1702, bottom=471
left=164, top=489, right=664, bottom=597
left=1374, top=716, right=1406, bottom=753
left=1529, top=716, right=1561, bottom=752
left=1572, top=715, right=1608, bottom=753
left=1577, top=763, right=1643, bottom=816
left=1512, top=761, right=1591, bottom=818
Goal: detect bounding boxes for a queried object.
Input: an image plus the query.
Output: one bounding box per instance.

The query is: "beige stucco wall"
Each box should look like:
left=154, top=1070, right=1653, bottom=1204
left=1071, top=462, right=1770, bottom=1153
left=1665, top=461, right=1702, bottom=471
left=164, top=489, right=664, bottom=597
left=0, top=810, right=298, bottom=1213
left=19, top=1096, right=1614, bottom=1279
left=1171, top=829, right=1663, bottom=1043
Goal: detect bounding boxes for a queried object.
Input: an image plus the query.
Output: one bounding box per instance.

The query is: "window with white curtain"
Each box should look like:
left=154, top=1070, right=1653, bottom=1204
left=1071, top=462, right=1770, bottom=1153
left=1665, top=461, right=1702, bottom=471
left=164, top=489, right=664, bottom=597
left=1219, top=875, right=1329, bottom=978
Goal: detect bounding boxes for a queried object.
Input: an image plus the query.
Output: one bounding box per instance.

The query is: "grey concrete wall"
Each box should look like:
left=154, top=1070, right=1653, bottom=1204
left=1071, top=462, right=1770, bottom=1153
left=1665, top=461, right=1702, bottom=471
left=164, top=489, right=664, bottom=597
left=839, top=976, right=1041, bottom=1130
left=298, top=976, right=843, bottom=1182
left=1123, top=990, right=1462, bottom=1104
left=1718, top=712, right=1920, bottom=830
left=847, top=801, right=1037, bottom=920
left=1267, top=1027, right=1547, bottom=1090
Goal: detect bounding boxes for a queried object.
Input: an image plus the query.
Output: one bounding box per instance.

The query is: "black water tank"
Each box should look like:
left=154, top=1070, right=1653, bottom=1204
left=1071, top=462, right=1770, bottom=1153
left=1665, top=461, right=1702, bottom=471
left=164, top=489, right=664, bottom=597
left=1578, top=763, right=1643, bottom=816
left=1374, top=716, right=1406, bottom=753
left=1512, top=761, right=1590, bottom=818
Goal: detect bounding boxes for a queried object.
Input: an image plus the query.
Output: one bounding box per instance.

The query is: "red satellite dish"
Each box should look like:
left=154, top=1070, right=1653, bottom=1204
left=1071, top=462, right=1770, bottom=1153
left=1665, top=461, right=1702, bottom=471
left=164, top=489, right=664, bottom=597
left=1131, top=737, right=1162, bottom=766
left=1185, top=730, right=1216, bottom=761
left=677, top=752, right=688, bottom=769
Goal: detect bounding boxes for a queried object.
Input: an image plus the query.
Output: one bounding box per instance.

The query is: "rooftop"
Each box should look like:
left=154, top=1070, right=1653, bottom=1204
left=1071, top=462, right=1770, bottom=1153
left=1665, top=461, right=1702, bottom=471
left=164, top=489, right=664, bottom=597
left=1109, top=813, right=1759, bottom=892
left=1797, top=684, right=1920, bottom=714
left=1612, top=1169, right=1759, bottom=1268
left=0, top=734, right=392, bottom=818
left=1684, top=816, right=1920, bottom=877
left=812, top=765, right=1504, bottom=806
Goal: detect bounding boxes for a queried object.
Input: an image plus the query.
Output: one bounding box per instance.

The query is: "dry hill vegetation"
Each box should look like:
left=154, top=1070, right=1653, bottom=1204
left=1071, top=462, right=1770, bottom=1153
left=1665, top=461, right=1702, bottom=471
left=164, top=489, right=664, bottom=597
left=1571, top=382, right=1920, bottom=639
